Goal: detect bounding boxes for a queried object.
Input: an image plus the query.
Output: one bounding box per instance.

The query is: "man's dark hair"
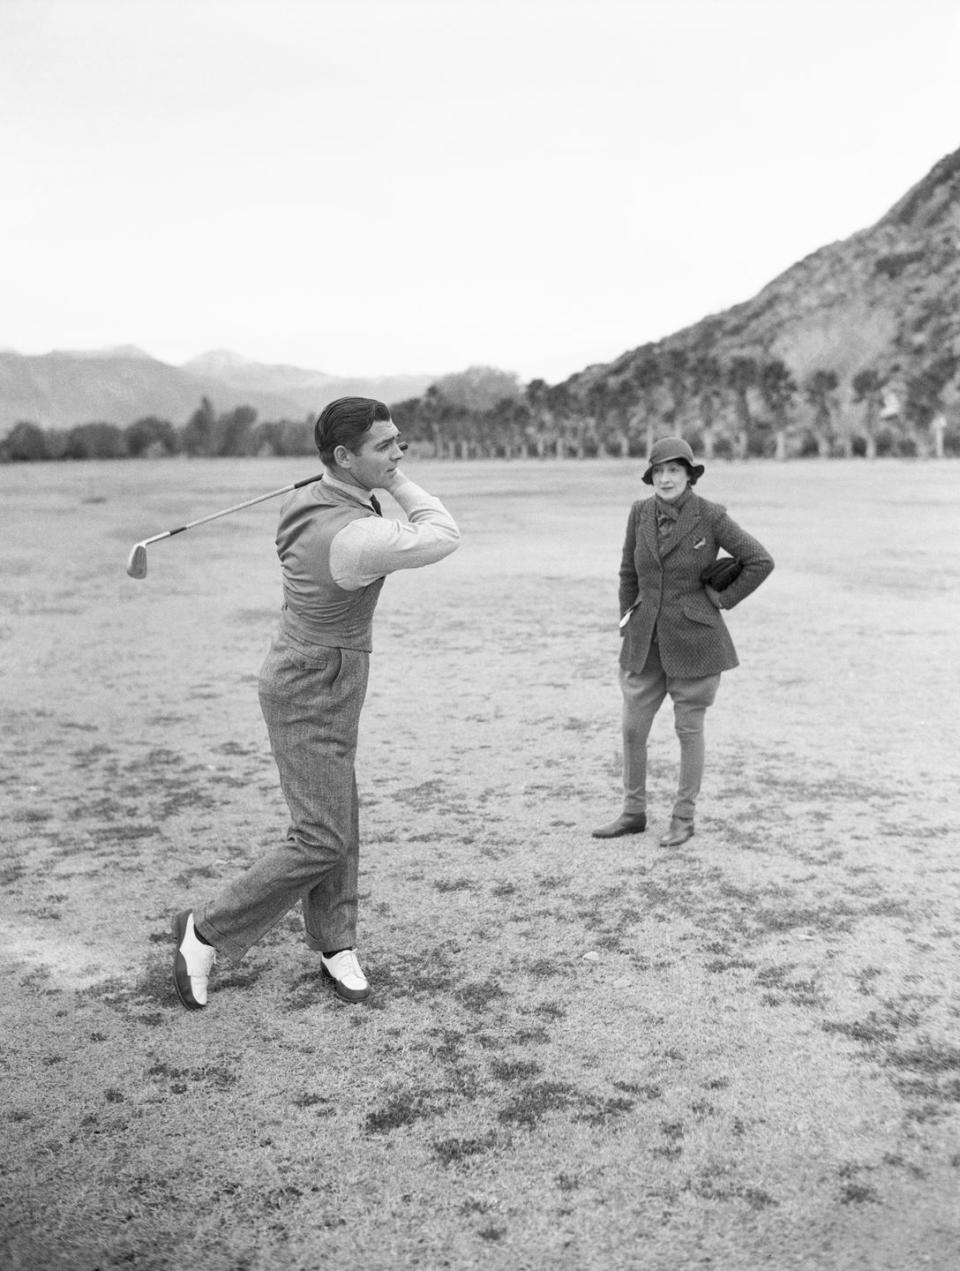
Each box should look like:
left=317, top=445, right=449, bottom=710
left=314, top=397, right=391, bottom=466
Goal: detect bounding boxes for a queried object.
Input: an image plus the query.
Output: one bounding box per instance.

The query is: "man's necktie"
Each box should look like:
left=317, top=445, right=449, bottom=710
left=369, top=494, right=382, bottom=516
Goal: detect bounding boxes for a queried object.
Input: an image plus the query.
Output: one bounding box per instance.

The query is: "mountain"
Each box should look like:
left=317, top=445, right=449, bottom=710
left=0, top=347, right=436, bottom=431
left=565, top=145, right=960, bottom=443
left=181, top=351, right=434, bottom=417
left=54, top=344, right=156, bottom=360
left=5, top=147, right=958, bottom=441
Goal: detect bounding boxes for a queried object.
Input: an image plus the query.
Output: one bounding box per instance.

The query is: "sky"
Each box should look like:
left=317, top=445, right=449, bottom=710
left=1, top=0, right=959, bottom=385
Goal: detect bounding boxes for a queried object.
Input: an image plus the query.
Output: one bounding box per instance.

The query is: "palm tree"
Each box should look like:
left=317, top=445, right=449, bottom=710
left=630, top=352, right=662, bottom=457
left=545, top=382, right=576, bottom=457
left=419, top=385, right=448, bottom=458
left=690, top=351, right=723, bottom=460
left=803, top=369, right=840, bottom=457
left=609, top=380, right=635, bottom=457
left=758, top=360, right=797, bottom=460
left=661, top=348, right=689, bottom=431
left=486, top=397, right=529, bottom=458
left=582, top=381, right=609, bottom=455
left=851, top=368, right=885, bottom=459
left=726, top=357, right=758, bottom=460
left=181, top=396, right=217, bottom=456
left=524, top=379, right=551, bottom=457
left=904, top=355, right=959, bottom=457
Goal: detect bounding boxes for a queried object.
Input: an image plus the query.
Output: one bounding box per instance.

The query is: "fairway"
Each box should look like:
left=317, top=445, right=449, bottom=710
left=2, top=456, right=959, bottom=1270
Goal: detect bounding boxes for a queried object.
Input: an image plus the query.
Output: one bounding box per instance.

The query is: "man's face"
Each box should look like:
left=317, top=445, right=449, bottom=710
left=337, top=418, right=404, bottom=489
left=651, top=460, right=690, bottom=502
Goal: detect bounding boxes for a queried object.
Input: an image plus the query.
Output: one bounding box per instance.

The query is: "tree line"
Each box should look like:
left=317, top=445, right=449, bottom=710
left=2, top=349, right=958, bottom=463
left=0, top=399, right=317, bottom=463
left=392, top=351, right=959, bottom=461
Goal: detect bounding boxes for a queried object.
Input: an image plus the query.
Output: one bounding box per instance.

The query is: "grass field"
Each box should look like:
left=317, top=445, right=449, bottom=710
left=2, top=455, right=959, bottom=1271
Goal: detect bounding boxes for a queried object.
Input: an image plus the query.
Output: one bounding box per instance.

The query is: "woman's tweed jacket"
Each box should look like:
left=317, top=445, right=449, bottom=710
left=619, top=493, right=774, bottom=678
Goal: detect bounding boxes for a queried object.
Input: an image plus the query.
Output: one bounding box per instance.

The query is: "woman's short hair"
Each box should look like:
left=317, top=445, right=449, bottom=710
left=314, top=397, right=391, bottom=466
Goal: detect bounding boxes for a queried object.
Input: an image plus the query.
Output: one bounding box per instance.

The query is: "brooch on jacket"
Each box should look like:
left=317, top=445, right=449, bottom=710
left=693, top=537, right=706, bottom=550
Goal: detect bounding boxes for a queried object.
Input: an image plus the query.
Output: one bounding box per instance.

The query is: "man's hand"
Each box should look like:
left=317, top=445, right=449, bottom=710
left=379, top=468, right=409, bottom=496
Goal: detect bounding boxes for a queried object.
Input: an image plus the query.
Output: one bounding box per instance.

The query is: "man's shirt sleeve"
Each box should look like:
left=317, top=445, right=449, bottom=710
left=329, top=475, right=461, bottom=590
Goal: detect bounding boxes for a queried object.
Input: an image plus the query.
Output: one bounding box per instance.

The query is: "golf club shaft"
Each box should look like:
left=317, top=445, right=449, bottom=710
left=143, top=472, right=325, bottom=547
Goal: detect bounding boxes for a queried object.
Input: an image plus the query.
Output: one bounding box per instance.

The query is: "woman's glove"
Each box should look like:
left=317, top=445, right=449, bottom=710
left=699, top=556, right=742, bottom=591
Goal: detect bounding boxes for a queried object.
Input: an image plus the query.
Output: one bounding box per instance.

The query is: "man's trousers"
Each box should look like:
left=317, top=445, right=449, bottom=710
left=197, top=626, right=369, bottom=963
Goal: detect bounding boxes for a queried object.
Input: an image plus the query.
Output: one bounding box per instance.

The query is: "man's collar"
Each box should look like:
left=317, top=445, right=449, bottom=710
left=321, top=469, right=375, bottom=506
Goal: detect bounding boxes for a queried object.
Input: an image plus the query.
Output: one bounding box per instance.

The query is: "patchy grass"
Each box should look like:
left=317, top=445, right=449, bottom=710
left=2, top=457, right=960, bottom=1269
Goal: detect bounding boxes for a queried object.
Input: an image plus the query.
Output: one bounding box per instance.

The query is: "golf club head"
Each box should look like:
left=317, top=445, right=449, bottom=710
left=126, top=543, right=148, bottom=579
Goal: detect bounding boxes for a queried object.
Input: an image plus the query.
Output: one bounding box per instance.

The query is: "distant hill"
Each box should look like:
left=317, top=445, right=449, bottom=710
left=181, top=351, right=435, bottom=419
left=564, top=145, right=960, bottom=450
left=5, top=146, right=958, bottom=450
left=0, top=346, right=436, bottom=431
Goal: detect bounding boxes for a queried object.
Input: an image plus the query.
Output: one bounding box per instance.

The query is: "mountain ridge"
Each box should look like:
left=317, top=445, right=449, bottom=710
left=0, top=347, right=437, bottom=431
left=3, top=145, right=958, bottom=441
left=546, top=143, right=960, bottom=456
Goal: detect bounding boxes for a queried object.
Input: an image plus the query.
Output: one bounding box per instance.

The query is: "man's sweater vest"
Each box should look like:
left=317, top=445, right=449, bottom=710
left=274, top=485, right=385, bottom=652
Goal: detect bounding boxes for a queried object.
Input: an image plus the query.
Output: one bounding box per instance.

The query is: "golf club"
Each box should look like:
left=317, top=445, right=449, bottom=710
left=126, top=472, right=324, bottom=578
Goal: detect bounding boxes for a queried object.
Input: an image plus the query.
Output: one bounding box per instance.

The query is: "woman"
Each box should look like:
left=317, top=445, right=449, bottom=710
left=593, top=436, right=773, bottom=847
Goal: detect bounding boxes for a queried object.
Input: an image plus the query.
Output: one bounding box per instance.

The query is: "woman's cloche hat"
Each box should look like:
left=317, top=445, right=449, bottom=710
left=642, top=435, right=706, bottom=485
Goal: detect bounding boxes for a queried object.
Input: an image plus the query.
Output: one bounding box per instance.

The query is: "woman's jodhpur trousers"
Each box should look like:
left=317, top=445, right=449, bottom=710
left=620, top=639, right=720, bottom=823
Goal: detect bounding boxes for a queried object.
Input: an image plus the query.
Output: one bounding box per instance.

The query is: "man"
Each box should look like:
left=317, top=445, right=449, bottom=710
left=172, top=397, right=460, bottom=1009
